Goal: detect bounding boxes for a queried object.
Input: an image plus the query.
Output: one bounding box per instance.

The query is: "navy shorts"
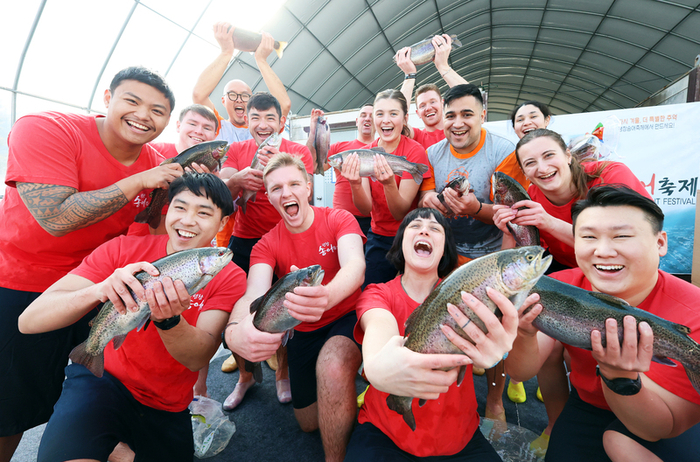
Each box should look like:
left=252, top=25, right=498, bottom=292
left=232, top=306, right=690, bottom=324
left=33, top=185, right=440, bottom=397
left=605, top=417, right=700, bottom=460
left=363, top=231, right=398, bottom=289
left=0, top=286, right=92, bottom=436
left=344, top=421, right=500, bottom=461
left=228, top=236, right=260, bottom=274
left=286, top=311, right=360, bottom=409
left=354, top=215, right=371, bottom=239
left=38, top=363, right=194, bottom=462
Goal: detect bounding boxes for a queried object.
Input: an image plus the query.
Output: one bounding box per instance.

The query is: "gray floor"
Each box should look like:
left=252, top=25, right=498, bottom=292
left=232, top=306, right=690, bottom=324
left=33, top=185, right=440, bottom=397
left=12, top=349, right=548, bottom=461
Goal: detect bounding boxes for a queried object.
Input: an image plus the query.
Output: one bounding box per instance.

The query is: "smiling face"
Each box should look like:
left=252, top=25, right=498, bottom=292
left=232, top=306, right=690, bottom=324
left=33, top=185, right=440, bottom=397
left=574, top=205, right=666, bottom=306
left=222, top=80, right=252, bottom=127
left=356, top=104, right=375, bottom=139
left=517, top=136, right=574, bottom=201
left=103, top=80, right=171, bottom=146
left=265, top=165, right=313, bottom=233
left=248, top=106, right=284, bottom=146
left=416, top=90, right=442, bottom=129
left=443, top=95, right=485, bottom=154
left=513, top=104, right=551, bottom=139
left=374, top=98, right=407, bottom=145
left=401, top=214, right=446, bottom=274
left=165, top=190, right=227, bottom=254
left=176, top=111, right=217, bottom=150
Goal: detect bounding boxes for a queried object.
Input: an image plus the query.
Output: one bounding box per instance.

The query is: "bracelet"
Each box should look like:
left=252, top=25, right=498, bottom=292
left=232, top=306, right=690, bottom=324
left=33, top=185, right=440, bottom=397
left=440, top=68, right=452, bottom=77
left=220, top=321, right=238, bottom=350
left=153, top=315, right=181, bottom=331
left=404, top=73, right=416, bottom=80
left=472, top=200, right=482, bottom=216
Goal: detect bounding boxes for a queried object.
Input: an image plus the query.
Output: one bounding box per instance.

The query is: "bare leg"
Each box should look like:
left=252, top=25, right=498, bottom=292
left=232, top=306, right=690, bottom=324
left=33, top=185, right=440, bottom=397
left=537, top=341, right=568, bottom=436
left=484, top=361, right=506, bottom=421
left=193, top=365, right=210, bottom=398
left=108, top=442, right=135, bottom=462
left=0, top=433, right=22, bottom=462
left=603, top=430, right=662, bottom=462
left=275, top=345, right=289, bottom=382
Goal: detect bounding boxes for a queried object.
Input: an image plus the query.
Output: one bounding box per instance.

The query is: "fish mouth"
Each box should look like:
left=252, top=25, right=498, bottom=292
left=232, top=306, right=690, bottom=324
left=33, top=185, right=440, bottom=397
left=594, top=264, right=624, bottom=273
left=327, top=158, right=341, bottom=169
left=310, top=266, right=325, bottom=285
left=414, top=240, right=433, bottom=256
left=125, top=119, right=152, bottom=133
left=283, top=200, right=299, bottom=217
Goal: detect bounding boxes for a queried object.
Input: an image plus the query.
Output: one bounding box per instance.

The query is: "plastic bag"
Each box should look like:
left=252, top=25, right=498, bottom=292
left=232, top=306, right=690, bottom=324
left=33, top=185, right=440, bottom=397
left=189, top=395, right=236, bottom=458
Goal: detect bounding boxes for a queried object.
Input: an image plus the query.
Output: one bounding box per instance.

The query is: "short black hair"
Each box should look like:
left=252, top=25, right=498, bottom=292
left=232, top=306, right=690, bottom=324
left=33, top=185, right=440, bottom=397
left=443, top=84, right=484, bottom=108
left=168, top=172, right=234, bottom=217
left=179, top=104, right=219, bottom=131
left=386, top=208, right=458, bottom=278
left=109, top=66, right=175, bottom=114
left=572, top=185, right=663, bottom=234
left=247, top=92, right=282, bottom=118
left=509, top=100, right=552, bottom=127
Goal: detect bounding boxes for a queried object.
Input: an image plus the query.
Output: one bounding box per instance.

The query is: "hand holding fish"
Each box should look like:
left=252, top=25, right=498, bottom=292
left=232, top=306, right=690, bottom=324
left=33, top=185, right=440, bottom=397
left=93, top=262, right=161, bottom=315
left=419, top=192, right=451, bottom=216
left=395, top=47, right=417, bottom=74
left=145, top=276, right=191, bottom=323
left=432, top=34, right=452, bottom=69
left=515, top=294, right=543, bottom=338
left=374, top=154, right=396, bottom=186
left=503, top=199, right=554, bottom=231
left=440, top=288, right=525, bottom=369
left=225, top=312, right=285, bottom=363
left=340, top=153, right=363, bottom=186
left=213, top=22, right=235, bottom=55
left=592, top=316, right=655, bottom=379
left=255, top=31, right=275, bottom=62
left=184, top=162, right=212, bottom=175
left=136, top=163, right=184, bottom=190
left=235, top=167, right=265, bottom=192
left=284, top=265, right=329, bottom=323
left=492, top=204, right=516, bottom=234
left=441, top=189, right=480, bottom=217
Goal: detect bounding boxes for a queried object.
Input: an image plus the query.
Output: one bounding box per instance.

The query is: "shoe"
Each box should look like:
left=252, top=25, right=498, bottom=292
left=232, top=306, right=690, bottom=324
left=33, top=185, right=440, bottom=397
left=276, top=379, right=292, bottom=404
left=507, top=381, right=527, bottom=403
left=266, top=354, right=279, bottom=371
left=221, top=354, right=238, bottom=373
left=536, top=386, right=544, bottom=402
left=222, top=379, right=255, bottom=411
left=357, top=385, right=369, bottom=408
left=472, top=366, right=485, bottom=376
left=529, top=430, right=550, bottom=457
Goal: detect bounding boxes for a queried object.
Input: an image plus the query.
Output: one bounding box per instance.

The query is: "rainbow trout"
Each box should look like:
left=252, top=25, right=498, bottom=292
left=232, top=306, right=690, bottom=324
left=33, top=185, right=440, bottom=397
left=135, top=140, right=229, bottom=228
left=492, top=171, right=540, bottom=246
left=387, top=246, right=551, bottom=430
left=530, top=276, right=700, bottom=393
left=237, top=132, right=282, bottom=214
left=232, top=27, right=287, bottom=59
left=69, top=247, right=233, bottom=377
left=436, top=175, right=471, bottom=215
left=245, top=265, right=325, bottom=383
left=311, top=115, right=331, bottom=175
left=393, top=35, right=463, bottom=66
left=327, top=148, right=429, bottom=184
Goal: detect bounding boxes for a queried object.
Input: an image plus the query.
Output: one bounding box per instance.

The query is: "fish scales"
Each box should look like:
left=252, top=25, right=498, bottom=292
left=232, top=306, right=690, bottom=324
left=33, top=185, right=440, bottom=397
left=327, top=148, right=429, bottom=184
left=492, top=171, right=540, bottom=247
left=232, top=27, right=287, bottom=59
left=393, top=35, right=463, bottom=66
left=312, top=116, right=331, bottom=175
left=238, top=132, right=282, bottom=213
left=387, top=247, right=552, bottom=430
left=436, top=176, right=470, bottom=215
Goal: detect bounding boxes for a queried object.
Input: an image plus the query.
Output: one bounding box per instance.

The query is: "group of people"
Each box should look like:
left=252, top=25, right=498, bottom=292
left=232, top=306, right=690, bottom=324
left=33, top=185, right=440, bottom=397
left=1, top=21, right=699, bottom=462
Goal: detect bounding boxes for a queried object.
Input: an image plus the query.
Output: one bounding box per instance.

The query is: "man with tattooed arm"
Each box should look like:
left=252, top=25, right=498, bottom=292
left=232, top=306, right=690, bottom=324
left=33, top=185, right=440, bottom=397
left=0, top=66, right=183, bottom=462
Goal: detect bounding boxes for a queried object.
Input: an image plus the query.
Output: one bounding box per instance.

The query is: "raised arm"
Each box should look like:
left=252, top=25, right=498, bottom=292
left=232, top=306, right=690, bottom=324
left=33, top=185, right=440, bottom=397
left=255, top=32, right=291, bottom=118
left=395, top=47, right=418, bottom=138
left=192, top=22, right=236, bottom=111
left=432, top=35, right=468, bottom=87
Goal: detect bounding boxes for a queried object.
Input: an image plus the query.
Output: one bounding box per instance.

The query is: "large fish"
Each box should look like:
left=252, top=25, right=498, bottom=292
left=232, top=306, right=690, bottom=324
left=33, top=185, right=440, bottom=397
left=393, top=35, right=463, bottom=66
left=529, top=276, right=700, bottom=394
left=245, top=265, right=325, bottom=383
left=69, top=247, right=233, bottom=377
left=436, top=175, right=471, bottom=215
left=232, top=27, right=287, bottom=59
left=237, top=132, right=282, bottom=214
left=311, top=115, right=331, bottom=175
left=327, top=148, right=429, bottom=184
left=387, top=246, right=552, bottom=430
left=135, top=141, right=229, bottom=228
left=492, top=171, right=540, bottom=247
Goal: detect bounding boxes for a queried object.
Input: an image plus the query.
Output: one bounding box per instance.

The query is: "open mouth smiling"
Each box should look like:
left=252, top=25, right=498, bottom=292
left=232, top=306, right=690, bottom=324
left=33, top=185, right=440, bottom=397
left=126, top=120, right=150, bottom=132
left=414, top=240, right=433, bottom=256
left=283, top=200, right=299, bottom=217
left=594, top=264, right=624, bottom=272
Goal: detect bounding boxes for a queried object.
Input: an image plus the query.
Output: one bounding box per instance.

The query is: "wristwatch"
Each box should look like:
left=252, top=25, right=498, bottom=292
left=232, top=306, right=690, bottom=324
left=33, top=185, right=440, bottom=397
left=596, top=365, right=642, bottom=396
left=221, top=321, right=238, bottom=350
left=153, top=315, right=181, bottom=331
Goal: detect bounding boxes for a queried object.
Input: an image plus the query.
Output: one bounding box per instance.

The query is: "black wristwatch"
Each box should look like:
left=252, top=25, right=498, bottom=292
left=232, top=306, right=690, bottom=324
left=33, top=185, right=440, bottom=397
left=596, top=365, right=642, bottom=396
left=221, top=321, right=238, bottom=350
left=153, top=315, right=181, bottom=331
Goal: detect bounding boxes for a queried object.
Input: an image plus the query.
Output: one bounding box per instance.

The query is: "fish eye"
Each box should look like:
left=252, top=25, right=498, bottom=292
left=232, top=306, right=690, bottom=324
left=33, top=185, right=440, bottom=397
left=527, top=255, right=534, bottom=261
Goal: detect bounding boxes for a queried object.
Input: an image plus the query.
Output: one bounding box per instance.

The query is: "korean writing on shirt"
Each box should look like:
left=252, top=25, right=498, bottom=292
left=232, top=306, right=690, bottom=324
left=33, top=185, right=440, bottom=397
left=319, top=242, right=337, bottom=256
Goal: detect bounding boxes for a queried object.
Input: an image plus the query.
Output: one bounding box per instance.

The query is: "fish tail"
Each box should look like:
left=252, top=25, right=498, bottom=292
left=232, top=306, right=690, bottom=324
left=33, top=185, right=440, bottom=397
left=244, top=360, right=264, bottom=383
left=236, top=196, right=247, bottom=214
left=134, top=207, right=151, bottom=224
left=452, top=37, right=463, bottom=48
left=69, top=341, right=105, bottom=378
left=386, top=394, right=416, bottom=431
left=411, top=164, right=429, bottom=184
left=275, top=41, right=288, bottom=59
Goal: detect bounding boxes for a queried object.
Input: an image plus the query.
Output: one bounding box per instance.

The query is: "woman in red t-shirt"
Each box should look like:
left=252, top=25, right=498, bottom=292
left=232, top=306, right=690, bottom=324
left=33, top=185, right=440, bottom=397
left=348, top=207, right=523, bottom=460
left=340, top=89, right=430, bottom=287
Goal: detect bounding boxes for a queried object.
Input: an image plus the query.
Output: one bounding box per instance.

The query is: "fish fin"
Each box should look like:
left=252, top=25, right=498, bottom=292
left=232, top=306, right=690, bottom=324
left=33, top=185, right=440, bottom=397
left=281, top=329, right=294, bottom=347
left=588, top=291, right=631, bottom=308
left=69, top=341, right=105, bottom=378
left=244, top=360, right=264, bottom=383
left=370, top=147, right=387, bottom=153
left=457, top=365, right=467, bottom=386
left=137, top=316, right=150, bottom=332
left=250, top=294, right=265, bottom=314
left=651, top=355, right=677, bottom=367
left=386, top=395, right=416, bottom=431
left=134, top=207, right=151, bottom=224
left=369, top=175, right=377, bottom=182
left=112, top=333, right=128, bottom=350
left=275, top=41, right=288, bottom=59
left=220, top=155, right=228, bottom=166
left=411, top=170, right=425, bottom=184
left=238, top=197, right=247, bottom=214
left=418, top=399, right=427, bottom=407
left=451, top=36, right=463, bottom=48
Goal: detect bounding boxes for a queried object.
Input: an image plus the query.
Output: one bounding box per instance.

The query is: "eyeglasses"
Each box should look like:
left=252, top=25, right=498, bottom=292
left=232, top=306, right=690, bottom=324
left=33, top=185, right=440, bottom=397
left=226, top=92, right=251, bottom=102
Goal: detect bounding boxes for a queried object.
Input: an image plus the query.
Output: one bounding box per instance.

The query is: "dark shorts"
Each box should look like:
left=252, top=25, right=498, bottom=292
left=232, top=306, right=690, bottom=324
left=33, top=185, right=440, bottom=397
left=344, top=421, right=500, bottom=461
left=228, top=235, right=260, bottom=275
left=605, top=416, right=700, bottom=460
left=355, top=215, right=372, bottom=239
left=0, top=286, right=92, bottom=436
left=286, top=311, right=360, bottom=409
left=363, top=231, right=398, bottom=289
left=38, top=363, right=193, bottom=462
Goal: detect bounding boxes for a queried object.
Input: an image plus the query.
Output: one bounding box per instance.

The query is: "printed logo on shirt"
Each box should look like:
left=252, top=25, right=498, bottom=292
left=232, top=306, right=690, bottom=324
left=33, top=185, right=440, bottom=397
left=133, top=192, right=149, bottom=210
left=319, top=242, right=337, bottom=256
left=190, top=293, right=204, bottom=312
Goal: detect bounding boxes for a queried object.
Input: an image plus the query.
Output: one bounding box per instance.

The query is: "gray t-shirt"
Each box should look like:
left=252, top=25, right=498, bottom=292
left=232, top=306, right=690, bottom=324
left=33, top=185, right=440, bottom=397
left=216, top=119, right=253, bottom=143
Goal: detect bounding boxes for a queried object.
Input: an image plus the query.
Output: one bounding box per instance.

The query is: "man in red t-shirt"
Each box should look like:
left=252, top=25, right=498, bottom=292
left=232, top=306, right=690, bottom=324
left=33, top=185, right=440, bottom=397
left=18, top=173, right=246, bottom=462
left=506, top=185, right=700, bottom=461
left=223, top=153, right=365, bottom=462
left=0, top=66, right=185, bottom=461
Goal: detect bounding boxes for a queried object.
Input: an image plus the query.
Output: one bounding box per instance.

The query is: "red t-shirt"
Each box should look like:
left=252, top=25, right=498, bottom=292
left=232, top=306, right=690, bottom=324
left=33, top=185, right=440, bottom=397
left=550, top=269, right=700, bottom=410
left=148, top=142, right=178, bottom=159
left=223, top=138, right=313, bottom=239
left=70, top=234, right=246, bottom=412
left=529, top=161, right=651, bottom=268
left=0, top=112, right=164, bottom=292
left=250, top=206, right=364, bottom=332
left=413, top=127, right=446, bottom=150
left=368, top=136, right=431, bottom=236
left=328, top=139, right=370, bottom=217
left=354, top=277, right=479, bottom=456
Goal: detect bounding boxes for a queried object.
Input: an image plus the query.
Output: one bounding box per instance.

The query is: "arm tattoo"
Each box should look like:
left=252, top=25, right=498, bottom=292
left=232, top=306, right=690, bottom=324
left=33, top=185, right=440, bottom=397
left=16, top=182, right=129, bottom=237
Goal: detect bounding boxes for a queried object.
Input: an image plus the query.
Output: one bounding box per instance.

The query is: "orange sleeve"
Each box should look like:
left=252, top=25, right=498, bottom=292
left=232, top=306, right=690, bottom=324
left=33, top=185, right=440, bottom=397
left=492, top=151, right=530, bottom=201
left=216, top=213, right=236, bottom=247
left=213, top=108, right=225, bottom=136
left=420, top=162, right=437, bottom=192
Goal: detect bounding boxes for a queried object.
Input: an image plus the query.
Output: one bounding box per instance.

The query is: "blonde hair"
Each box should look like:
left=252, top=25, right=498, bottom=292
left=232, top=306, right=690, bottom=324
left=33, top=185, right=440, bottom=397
left=263, top=152, right=308, bottom=185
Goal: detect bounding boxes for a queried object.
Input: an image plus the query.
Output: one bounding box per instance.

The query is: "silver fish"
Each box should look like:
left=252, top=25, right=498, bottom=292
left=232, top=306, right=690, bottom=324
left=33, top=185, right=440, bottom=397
left=327, top=147, right=429, bottom=184
left=492, top=171, right=540, bottom=247
left=238, top=132, right=282, bottom=214
left=436, top=175, right=471, bottom=215
left=312, top=116, right=331, bottom=175
left=393, top=35, right=463, bottom=66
